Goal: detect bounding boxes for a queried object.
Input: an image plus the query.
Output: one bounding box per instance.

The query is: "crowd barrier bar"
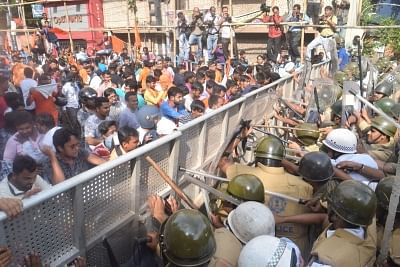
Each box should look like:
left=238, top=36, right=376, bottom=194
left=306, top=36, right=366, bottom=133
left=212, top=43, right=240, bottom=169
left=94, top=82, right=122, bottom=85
left=0, top=61, right=329, bottom=266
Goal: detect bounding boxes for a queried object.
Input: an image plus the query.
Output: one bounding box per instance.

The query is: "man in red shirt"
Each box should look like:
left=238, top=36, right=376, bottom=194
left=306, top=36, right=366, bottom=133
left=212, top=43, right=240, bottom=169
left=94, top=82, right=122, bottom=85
left=263, top=6, right=283, bottom=63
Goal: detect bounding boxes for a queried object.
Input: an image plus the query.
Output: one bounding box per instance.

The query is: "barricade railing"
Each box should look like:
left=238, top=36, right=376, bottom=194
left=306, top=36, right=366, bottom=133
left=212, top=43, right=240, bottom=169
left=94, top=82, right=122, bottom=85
left=0, top=61, right=329, bottom=266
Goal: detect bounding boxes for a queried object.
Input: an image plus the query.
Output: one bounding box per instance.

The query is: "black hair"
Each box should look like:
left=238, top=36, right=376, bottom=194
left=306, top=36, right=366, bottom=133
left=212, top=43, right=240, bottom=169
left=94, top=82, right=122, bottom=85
left=209, top=94, right=222, bottom=108
left=206, top=80, right=216, bottom=89
left=196, top=71, right=206, bottom=80
left=103, top=87, right=116, bottom=98
left=190, top=100, right=205, bottom=113
left=212, top=85, right=226, bottom=95
left=4, top=92, right=23, bottom=110
left=14, top=110, right=33, bottom=127
left=184, top=71, right=195, bottom=83
left=118, top=126, right=139, bottom=145
left=125, top=91, right=137, bottom=102
left=36, top=113, right=55, bottom=129
left=191, top=82, right=204, bottom=93
left=24, top=67, right=34, bottom=79
left=98, top=120, right=118, bottom=136
left=95, top=97, right=110, bottom=108
left=53, top=128, right=80, bottom=153
left=226, top=79, right=237, bottom=89
left=153, top=69, right=162, bottom=79
left=205, top=70, right=216, bottom=81
left=293, top=4, right=301, bottom=9
left=146, top=75, right=156, bottom=84
left=167, top=86, right=183, bottom=98
left=325, top=5, right=333, bottom=11
left=13, top=155, right=37, bottom=174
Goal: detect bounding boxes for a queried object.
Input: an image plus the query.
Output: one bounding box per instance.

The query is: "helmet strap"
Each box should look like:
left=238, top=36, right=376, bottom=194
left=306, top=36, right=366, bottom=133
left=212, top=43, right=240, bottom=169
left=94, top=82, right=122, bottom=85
left=255, top=158, right=282, bottom=167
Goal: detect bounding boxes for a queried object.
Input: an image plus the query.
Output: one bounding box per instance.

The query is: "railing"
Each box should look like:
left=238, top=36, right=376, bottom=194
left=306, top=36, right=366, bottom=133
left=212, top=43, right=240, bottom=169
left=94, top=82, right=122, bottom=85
left=0, top=61, right=329, bottom=266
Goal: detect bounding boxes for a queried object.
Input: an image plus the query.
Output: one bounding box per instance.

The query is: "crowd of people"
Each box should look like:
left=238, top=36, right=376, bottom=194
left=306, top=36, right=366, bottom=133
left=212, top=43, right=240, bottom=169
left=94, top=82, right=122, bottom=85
left=0, top=2, right=399, bottom=267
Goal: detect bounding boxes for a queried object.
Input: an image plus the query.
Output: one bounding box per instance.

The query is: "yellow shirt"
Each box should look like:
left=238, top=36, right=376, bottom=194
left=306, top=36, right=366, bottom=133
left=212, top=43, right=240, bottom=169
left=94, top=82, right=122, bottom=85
left=320, top=15, right=337, bottom=37
left=144, top=88, right=167, bottom=106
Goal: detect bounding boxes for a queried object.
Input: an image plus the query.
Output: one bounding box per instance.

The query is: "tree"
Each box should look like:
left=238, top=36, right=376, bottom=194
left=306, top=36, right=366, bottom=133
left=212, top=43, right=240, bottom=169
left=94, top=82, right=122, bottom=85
left=361, top=0, right=400, bottom=57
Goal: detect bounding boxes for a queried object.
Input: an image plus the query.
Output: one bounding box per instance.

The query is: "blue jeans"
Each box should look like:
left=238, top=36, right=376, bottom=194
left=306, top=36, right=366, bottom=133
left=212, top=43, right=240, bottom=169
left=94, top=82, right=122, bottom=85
left=178, top=33, right=189, bottom=63
left=207, top=34, right=219, bottom=60
left=188, top=34, right=202, bottom=61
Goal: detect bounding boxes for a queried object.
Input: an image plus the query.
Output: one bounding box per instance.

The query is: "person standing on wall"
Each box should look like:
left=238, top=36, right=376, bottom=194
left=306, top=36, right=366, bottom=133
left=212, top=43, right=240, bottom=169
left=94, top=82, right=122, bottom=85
left=263, top=6, right=283, bottom=64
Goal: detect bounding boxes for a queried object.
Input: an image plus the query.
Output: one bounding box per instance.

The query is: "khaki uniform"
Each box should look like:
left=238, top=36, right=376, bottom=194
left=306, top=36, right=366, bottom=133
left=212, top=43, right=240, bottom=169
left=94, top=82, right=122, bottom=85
left=311, top=223, right=377, bottom=267
left=226, top=163, right=313, bottom=257
left=377, top=225, right=400, bottom=265
left=365, top=140, right=395, bottom=162
left=208, top=228, right=242, bottom=267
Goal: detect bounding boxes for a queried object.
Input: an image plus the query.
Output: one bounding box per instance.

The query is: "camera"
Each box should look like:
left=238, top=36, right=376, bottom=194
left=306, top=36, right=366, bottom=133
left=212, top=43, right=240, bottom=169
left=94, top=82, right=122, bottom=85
left=260, top=3, right=271, bottom=13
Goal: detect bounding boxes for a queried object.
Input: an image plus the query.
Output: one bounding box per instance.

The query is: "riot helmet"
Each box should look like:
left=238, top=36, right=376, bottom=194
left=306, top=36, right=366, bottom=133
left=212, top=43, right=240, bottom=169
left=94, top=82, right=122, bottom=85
left=161, top=209, right=216, bottom=266
left=298, top=151, right=334, bottom=182
left=254, top=135, right=285, bottom=162
left=328, top=180, right=377, bottom=227
left=370, top=116, right=397, bottom=137
left=294, top=123, right=320, bottom=146
left=227, top=174, right=265, bottom=203
left=227, top=201, right=275, bottom=243
left=376, top=176, right=400, bottom=212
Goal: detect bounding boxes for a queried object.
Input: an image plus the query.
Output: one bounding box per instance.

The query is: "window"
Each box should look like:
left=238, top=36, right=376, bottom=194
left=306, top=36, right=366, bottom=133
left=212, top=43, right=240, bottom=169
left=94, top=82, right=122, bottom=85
left=76, top=4, right=81, bottom=12
left=53, top=7, right=57, bottom=13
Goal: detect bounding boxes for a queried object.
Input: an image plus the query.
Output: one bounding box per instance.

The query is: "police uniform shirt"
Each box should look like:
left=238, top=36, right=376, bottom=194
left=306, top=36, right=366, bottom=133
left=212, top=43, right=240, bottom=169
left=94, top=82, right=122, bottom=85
left=208, top=227, right=242, bottom=267
left=311, top=222, right=377, bottom=267
left=226, top=163, right=313, bottom=257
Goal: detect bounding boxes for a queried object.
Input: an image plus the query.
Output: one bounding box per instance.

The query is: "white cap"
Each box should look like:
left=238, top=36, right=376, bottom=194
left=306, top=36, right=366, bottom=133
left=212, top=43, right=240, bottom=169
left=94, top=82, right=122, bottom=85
left=238, top=235, right=294, bottom=267
left=156, top=117, right=177, bottom=135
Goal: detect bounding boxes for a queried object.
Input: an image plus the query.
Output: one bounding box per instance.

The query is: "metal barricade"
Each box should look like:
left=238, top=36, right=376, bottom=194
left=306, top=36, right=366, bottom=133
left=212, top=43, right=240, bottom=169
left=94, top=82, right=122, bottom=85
left=0, top=62, right=330, bottom=266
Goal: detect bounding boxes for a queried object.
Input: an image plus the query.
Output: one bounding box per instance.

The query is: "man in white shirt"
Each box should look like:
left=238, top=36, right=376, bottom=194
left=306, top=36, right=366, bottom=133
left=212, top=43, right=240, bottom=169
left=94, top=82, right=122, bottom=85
left=0, top=155, right=51, bottom=199
left=220, top=6, right=237, bottom=59
left=19, top=67, right=37, bottom=111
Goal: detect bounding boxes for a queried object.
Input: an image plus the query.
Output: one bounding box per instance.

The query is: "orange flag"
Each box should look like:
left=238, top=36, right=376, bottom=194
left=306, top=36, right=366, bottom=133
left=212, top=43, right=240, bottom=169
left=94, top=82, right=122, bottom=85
left=111, top=36, right=125, bottom=54
left=134, top=23, right=141, bottom=48
left=49, top=27, right=68, bottom=35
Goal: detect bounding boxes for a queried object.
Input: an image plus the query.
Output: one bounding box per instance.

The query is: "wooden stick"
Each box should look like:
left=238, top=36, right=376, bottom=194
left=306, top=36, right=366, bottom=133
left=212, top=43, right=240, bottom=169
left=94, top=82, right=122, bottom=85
left=145, top=156, right=199, bottom=210
left=254, top=125, right=320, bottom=133
left=64, top=1, right=74, bottom=53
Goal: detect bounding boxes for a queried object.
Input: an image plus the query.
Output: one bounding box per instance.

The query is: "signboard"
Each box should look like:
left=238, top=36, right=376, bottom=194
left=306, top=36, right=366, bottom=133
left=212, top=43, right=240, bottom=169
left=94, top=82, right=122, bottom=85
left=31, top=4, right=44, bottom=18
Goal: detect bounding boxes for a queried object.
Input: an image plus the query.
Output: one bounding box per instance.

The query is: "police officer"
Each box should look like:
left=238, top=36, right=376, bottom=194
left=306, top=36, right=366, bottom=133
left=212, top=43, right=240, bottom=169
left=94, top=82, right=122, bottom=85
left=148, top=196, right=243, bottom=267
left=220, top=135, right=314, bottom=257
left=238, top=235, right=302, bottom=267
left=364, top=116, right=396, bottom=162
left=160, top=209, right=217, bottom=267
left=310, top=180, right=377, bottom=267
left=371, top=81, right=393, bottom=102
left=298, top=151, right=337, bottom=196
left=226, top=201, right=275, bottom=243
left=211, top=174, right=265, bottom=226
left=375, top=176, right=400, bottom=266
left=293, top=123, right=320, bottom=151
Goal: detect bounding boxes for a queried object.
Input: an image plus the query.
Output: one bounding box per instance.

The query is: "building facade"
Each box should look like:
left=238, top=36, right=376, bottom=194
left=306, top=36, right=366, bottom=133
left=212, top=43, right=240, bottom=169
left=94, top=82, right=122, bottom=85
left=44, top=0, right=105, bottom=50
